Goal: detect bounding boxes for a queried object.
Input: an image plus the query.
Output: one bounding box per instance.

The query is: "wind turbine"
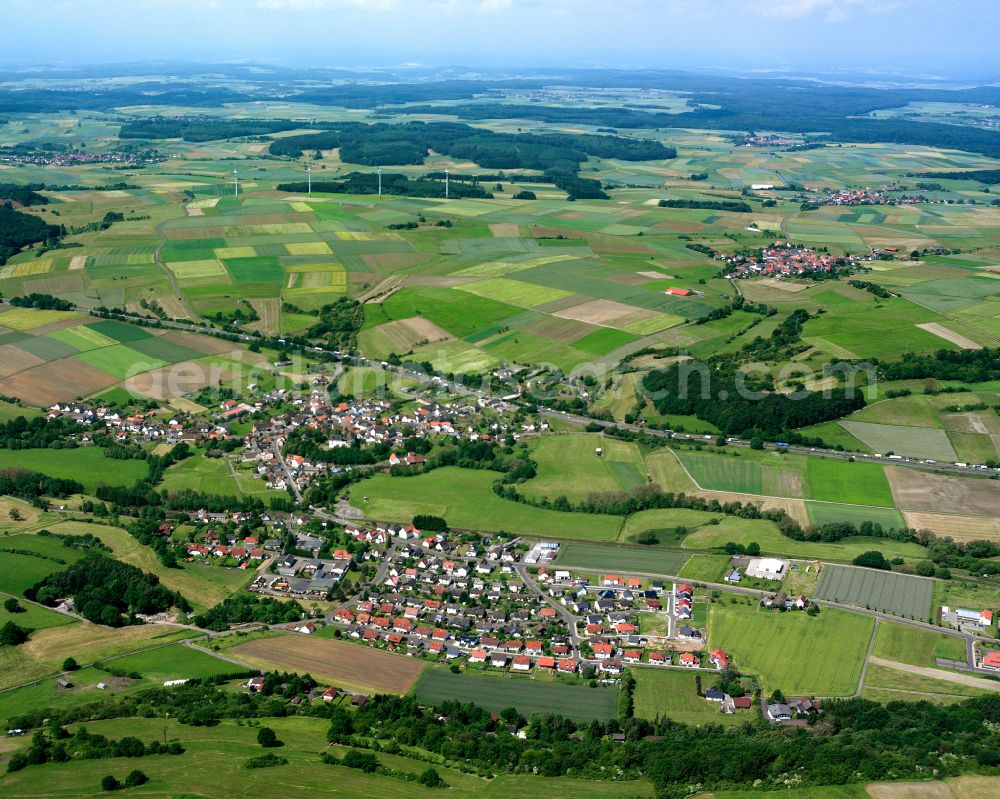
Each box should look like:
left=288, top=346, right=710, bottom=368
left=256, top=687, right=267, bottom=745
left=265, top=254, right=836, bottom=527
left=377, top=167, right=382, bottom=198
left=306, top=164, right=312, bottom=196
left=445, top=168, right=449, bottom=199
left=233, top=169, right=239, bottom=198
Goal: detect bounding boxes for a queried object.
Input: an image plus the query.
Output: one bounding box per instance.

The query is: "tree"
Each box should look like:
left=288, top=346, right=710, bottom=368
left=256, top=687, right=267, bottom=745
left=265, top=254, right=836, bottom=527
left=3, top=597, right=22, bottom=613
left=915, top=560, right=935, bottom=577
left=636, top=530, right=659, bottom=546
left=746, top=542, right=761, bottom=556
left=100, top=775, right=120, bottom=791
left=62, top=657, right=79, bottom=672
left=9, top=507, right=22, bottom=521
left=256, top=727, right=280, bottom=748
left=749, top=437, right=765, bottom=450
left=418, top=767, right=446, bottom=788
left=124, top=770, right=148, bottom=788
left=852, top=550, right=891, bottom=571
left=0, top=621, right=30, bottom=646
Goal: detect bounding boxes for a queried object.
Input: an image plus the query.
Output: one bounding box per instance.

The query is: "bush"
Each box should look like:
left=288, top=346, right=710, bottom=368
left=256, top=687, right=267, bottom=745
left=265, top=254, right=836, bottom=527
left=915, top=560, right=935, bottom=577
left=341, top=749, right=380, bottom=773
left=62, top=657, right=79, bottom=671
left=3, top=597, right=22, bottom=613
left=100, top=775, right=120, bottom=792
left=244, top=753, right=289, bottom=769
left=636, top=530, right=660, bottom=546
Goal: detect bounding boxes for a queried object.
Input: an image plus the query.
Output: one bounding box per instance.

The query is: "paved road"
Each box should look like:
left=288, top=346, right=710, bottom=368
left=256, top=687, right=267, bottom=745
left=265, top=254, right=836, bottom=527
left=856, top=618, right=880, bottom=697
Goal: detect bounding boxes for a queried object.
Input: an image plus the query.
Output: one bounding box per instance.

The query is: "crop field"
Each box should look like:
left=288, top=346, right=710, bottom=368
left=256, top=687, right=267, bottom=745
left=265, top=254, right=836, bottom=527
left=554, top=541, right=689, bottom=575
left=839, top=421, right=958, bottom=462
left=708, top=601, right=874, bottom=696
left=803, top=458, right=896, bottom=507
left=805, top=502, right=905, bottom=530
left=412, top=669, right=617, bottom=721
left=230, top=635, right=425, bottom=694
left=886, top=467, right=1000, bottom=517
left=104, top=642, right=238, bottom=682
left=815, top=564, right=934, bottom=619
left=632, top=669, right=747, bottom=726
left=355, top=467, right=623, bottom=540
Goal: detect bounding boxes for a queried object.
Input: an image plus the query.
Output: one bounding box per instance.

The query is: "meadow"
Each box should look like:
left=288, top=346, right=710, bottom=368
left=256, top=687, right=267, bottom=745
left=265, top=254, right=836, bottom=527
left=412, top=669, right=618, bottom=722
left=631, top=669, right=748, bottom=727
left=707, top=599, right=874, bottom=696
left=353, top=467, right=623, bottom=539
left=871, top=620, right=968, bottom=668
left=0, top=716, right=654, bottom=799
left=0, top=447, right=148, bottom=491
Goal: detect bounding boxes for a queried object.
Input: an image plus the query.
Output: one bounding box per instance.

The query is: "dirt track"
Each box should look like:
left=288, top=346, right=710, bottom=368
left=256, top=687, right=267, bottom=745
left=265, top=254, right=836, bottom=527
left=868, top=657, right=1000, bottom=692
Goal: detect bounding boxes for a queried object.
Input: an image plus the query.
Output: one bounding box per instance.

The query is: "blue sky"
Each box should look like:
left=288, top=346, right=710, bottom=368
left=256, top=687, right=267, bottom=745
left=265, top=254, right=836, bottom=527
left=4, top=0, right=998, bottom=78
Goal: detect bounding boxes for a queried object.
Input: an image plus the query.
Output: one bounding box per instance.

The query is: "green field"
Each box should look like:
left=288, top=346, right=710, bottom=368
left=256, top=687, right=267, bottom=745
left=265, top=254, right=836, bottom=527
left=707, top=600, right=874, bottom=696
left=554, top=541, right=689, bottom=575
left=803, top=458, right=896, bottom=507
left=354, top=467, right=623, bottom=540
left=412, top=669, right=618, bottom=721
left=682, top=517, right=925, bottom=562
left=815, top=564, right=934, bottom=619
left=0, top=448, right=148, bottom=492
left=872, top=620, right=968, bottom=667
left=632, top=669, right=749, bottom=726
left=160, top=452, right=287, bottom=502
left=521, top=434, right=649, bottom=502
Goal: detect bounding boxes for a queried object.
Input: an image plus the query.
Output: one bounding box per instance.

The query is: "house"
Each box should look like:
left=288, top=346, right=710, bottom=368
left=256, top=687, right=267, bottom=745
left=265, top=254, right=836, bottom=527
left=709, top=648, right=729, bottom=668
left=512, top=655, right=532, bottom=672
left=57, top=678, right=73, bottom=690
left=557, top=658, right=577, bottom=674
left=537, top=656, right=556, bottom=670
left=648, top=652, right=667, bottom=664
left=983, top=650, right=1000, bottom=671
left=704, top=687, right=725, bottom=702
left=725, top=568, right=741, bottom=583
left=290, top=622, right=316, bottom=635
left=593, top=643, right=614, bottom=660
left=679, top=652, right=700, bottom=668
left=351, top=694, right=368, bottom=707
left=469, top=648, right=488, bottom=664
left=322, top=687, right=339, bottom=702
left=246, top=677, right=265, bottom=693
left=732, top=696, right=753, bottom=710
left=766, top=703, right=792, bottom=722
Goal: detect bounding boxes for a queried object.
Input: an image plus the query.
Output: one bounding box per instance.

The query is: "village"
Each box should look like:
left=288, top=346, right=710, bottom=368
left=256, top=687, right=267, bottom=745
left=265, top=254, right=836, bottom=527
left=718, top=241, right=868, bottom=279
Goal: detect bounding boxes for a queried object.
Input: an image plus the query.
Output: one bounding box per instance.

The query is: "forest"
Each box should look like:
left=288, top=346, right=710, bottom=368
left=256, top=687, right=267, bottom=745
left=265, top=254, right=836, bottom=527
left=0, top=206, right=64, bottom=265
left=268, top=121, right=674, bottom=171
left=24, top=553, right=191, bottom=626
left=118, top=118, right=323, bottom=142
left=277, top=172, right=492, bottom=200
left=0, top=183, right=48, bottom=206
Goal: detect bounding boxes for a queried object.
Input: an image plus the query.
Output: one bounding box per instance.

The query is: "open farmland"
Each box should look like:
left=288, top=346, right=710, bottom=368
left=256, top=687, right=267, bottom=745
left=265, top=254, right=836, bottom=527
left=520, top=433, right=649, bottom=502
left=708, top=601, right=874, bottom=696
left=230, top=635, right=425, bottom=694
left=412, top=669, right=617, bottom=721
left=815, top=564, right=934, bottom=620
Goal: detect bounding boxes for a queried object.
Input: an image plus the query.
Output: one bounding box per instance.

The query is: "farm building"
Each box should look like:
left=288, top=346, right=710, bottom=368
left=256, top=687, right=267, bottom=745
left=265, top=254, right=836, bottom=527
left=745, top=557, right=788, bottom=580
left=665, top=287, right=693, bottom=297
left=983, top=650, right=1000, bottom=671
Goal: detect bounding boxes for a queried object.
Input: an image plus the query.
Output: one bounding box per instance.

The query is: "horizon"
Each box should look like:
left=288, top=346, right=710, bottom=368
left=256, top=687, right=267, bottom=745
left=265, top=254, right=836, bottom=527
left=3, top=0, right=999, bottom=79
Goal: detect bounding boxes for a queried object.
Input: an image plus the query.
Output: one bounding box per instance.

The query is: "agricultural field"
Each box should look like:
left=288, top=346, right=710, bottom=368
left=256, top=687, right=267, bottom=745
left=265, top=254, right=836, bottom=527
left=412, top=669, right=617, bottom=722
left=707, top=599, right=874, bottom=696
left=0, top=447, right=148, bottom=492
left=815, top=565, right=935, bottom=620
left=520, top=433, right=649, bottom=502
left=0, top=307, right=261, bottom=407
left=631, top=669, right=748, bottom=726
left=553, top=541, right=690, bottom=575
left=229, top=634, right=426, bottom=695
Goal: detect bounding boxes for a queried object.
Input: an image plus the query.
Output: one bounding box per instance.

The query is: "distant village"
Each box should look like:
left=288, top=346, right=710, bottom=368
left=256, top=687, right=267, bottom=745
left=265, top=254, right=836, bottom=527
left=718, top=241, right=868, bottom=279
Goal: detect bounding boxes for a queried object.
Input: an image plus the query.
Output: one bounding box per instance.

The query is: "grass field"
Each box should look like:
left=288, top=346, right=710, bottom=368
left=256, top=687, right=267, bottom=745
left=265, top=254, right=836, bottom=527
left=412, top=668, right=617, bottom=721
left=681, top=518, right=926, bottom=562
left=554, top=541, right=689, bottom=575
left=354, top=467, right=623, bottom=540
left=521, top=434, right=648, bottom=502
left=707, top=600, right=874, bottom=695
left=804, top=459, right=896, bottom=507
left=631, top=669, right=749, bottom=726
left=159, top=452, right=286, bottom=503
left=0, top=716, right=655, bottom=799
left=0, top=447, right=148, bottom=491
left=872, top=620, right=968, bottom=667
left=0, top=592, right=74, bottom=631
left=815, top=564, right=934, bottom=620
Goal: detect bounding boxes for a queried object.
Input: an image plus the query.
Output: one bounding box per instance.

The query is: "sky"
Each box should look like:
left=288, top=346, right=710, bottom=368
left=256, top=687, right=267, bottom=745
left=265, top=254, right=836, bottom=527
left=4, top=0, right=999, bottom=79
